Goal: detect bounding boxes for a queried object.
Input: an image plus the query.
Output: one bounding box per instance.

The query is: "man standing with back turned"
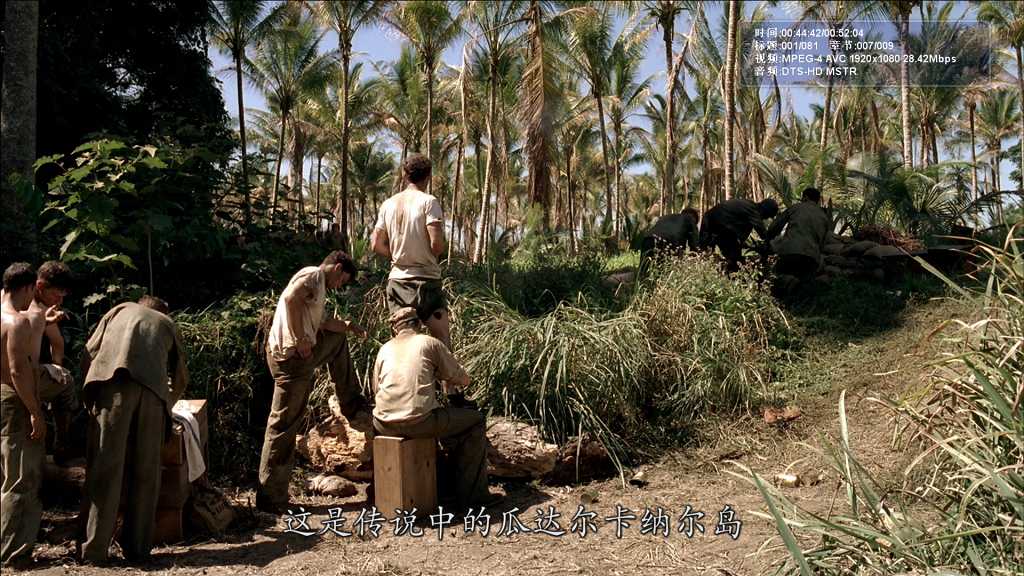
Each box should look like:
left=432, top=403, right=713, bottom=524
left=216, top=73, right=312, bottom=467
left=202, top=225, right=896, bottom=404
left=371, top=154, right=451, bottom=347
left=80, top=295, right=188, bottom=563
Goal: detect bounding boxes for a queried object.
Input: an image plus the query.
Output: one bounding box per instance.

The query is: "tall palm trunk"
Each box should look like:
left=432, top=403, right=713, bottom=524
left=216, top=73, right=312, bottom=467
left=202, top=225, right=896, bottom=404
left=315, top=154, right=322, bottom=232
left=339, top=45, right=352, bottom=250
left=818, top=48, right=835, bottom=185
left=271, top=115, right=287, bottom=221
left=1017, top=44, right=1024, bottom=197
left=613, top=128, right=622, bottom=241
left=969, top=102, right=979, bottom=214
left=234, top=48, right=251, bottom=228
left=568, top=149, right=577, bottom=255
left=594, top=90, right=614, bottom=241
left=426, top=62, right=435, bottom=195
left=474, top=57, right=498, bottom=263
left=723, top=0, right=738, bottom=200
left=662, top=12, right=675, bottom=217
left=449, top=139, right=464, bottom=262
left=899, top=14, right=913, bottom=169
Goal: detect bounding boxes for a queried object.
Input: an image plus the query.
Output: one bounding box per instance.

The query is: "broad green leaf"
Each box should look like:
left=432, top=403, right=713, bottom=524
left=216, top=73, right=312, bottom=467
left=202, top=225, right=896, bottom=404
left=60, top=229, right=81, bottom=257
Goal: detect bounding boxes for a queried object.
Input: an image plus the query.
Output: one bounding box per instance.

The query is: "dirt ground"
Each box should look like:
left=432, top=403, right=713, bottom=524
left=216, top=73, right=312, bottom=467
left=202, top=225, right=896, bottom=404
left=20, top=298, right=962, bottom=576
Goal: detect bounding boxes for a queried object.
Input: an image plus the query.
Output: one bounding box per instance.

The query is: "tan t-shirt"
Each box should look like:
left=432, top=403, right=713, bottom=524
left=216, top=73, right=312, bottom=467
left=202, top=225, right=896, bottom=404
left=374, top=188, right=443, bottom=280
left=372, top=331, right=468, bottom=423
left=267, top=266, right=326, bottom=361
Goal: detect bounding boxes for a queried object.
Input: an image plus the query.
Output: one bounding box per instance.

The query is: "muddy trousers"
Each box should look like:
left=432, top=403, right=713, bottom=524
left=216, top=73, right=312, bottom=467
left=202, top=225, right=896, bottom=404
left=0, top=391, right=45, bottom=566
left=81, top=375, right=165, bottom=562
left=373, top=407, right=489, bottom=508
left=258, top=330, right=363, bottom=505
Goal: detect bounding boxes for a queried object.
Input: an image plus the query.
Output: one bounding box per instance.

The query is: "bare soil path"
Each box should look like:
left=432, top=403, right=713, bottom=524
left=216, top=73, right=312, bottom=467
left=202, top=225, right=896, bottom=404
left=24, top=298, right=963, bottom=576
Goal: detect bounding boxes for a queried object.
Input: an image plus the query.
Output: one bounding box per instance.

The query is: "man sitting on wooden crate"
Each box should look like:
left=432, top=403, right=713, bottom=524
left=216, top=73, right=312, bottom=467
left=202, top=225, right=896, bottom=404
left=79, top=295, right=189, bottom=564
left=372, top=307, right=497, bottom=511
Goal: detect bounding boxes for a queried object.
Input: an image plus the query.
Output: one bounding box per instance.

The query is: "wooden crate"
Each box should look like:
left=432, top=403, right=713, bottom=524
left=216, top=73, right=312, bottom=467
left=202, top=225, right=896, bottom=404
left=373, top=436, right=437, bottom=519
left=158, top=463, right=190, bottom=508
left=153, top=506, right=183, bottom=545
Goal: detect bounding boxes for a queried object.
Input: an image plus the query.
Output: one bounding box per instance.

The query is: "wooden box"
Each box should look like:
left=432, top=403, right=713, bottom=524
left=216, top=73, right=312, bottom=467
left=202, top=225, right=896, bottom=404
left=153, top=506, right=183, bottom=545
left=372, top=436, right=437, bottom=519
left=158, top=463, right=190, bottom=508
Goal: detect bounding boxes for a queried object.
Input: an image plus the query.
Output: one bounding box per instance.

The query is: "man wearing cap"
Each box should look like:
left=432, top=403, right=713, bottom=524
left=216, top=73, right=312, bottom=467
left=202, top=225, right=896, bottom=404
left=257, top=250, right=371, bottom=514
left=370, top=154, right=451, bottom=347
left=372, top=307, right=494, bottom=510
left=699, top=197, right=780, bottom=273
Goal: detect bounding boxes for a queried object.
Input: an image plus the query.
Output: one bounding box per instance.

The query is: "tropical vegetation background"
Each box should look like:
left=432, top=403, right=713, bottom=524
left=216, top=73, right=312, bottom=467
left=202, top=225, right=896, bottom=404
left=0, top=1, right=1021, bottom=574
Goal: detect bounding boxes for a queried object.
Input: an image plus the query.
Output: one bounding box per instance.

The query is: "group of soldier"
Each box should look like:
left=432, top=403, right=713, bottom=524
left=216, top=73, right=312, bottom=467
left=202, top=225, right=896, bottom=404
left=641, top=186, right=832, bottom=294
left=2, top=152, right=827, bottom=568
left=1, top=153, right=496, bottom=569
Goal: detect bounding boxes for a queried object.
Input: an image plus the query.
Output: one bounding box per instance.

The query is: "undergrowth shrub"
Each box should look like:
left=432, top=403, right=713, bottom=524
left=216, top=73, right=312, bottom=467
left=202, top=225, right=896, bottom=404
left=454, top=254, right=793, bottom=470
left=741, top=228, right=1023, bottom=575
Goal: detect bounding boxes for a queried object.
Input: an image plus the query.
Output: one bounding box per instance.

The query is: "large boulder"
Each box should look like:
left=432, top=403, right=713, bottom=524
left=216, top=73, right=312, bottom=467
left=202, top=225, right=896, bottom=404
left=485, top=417, right=558, bottom=479
left=296, top=395, right=372, bottom=481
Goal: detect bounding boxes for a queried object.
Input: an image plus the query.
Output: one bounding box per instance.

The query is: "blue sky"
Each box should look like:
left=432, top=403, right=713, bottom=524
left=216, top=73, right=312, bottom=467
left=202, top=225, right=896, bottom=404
left=206, top=1, right=1015, bottom=190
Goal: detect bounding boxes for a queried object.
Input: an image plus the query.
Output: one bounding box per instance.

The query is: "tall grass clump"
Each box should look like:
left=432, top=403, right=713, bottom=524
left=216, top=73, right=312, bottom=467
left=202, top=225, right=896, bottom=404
left=175, top=292, right=276, bottom=482
left=455, top=254, right=792, bottom=469
left=740, top=228, right=1023, bottom=575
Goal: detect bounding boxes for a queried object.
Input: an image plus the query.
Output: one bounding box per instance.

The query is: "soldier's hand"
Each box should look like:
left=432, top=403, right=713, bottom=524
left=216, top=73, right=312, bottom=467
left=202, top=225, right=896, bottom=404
left=348, top=323, right=368, bottom=339
left=296, top=339, right=313, bottom=359
left=30, top=412, right=47, bottom=442
left=45, top=305, right=66, bottom=325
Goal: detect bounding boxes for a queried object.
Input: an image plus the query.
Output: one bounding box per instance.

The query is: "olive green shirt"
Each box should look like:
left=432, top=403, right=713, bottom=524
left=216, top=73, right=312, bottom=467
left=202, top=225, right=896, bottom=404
left=767, top=201, right=832, bottom=264
left=84, top=302, right=188, bottom=413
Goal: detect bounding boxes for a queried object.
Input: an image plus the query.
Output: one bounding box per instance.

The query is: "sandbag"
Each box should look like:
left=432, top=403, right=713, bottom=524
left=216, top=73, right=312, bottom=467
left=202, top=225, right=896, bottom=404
left=841, top=240, right=879, bottom=257
left=822, top=243, right=845, bottom=256
left=864, top=245, right=905, bottom=259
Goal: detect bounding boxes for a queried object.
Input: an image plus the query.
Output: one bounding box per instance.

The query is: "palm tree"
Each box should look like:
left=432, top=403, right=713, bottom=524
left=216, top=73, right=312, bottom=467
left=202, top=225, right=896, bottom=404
left=879, top=0, right=922, bottom=169
left=978, top=1, right=1024, bottom=213
left=209, top=1, right=286, bottom=228
left=387, top=0, right=463, bottom=189
left=563, top=5, right=647, bottom=244
left=464, top=0, right=524, bottom=262
left=792, top=1, right=871, bottom=180
left=246, top=7, right=334, bottom=222
left=975, top=89, right=1021, bottom=205
left=722, top=0, right=740, bottom=200
left=643, top=0, right=688, bottom=216
left=373, top=45, right=427, bottom=191
left=305, top=0, right=389, bottom=245
left=607, top=36, right=652, bottom=239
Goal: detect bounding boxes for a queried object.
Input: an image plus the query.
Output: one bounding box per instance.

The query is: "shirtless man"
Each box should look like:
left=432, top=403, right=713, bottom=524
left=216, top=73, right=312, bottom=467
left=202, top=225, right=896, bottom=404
left=29, top=261, right=77, bottom=462
left=1, top=262, right=61, bottom=567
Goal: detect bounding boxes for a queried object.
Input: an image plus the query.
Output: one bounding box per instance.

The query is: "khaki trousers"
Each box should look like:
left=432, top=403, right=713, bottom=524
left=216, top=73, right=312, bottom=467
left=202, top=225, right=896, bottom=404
left=258, top=330, right=363, bottom=505
left=373, top=407, right=490, bottom=508
left=0, top=388, right=44, bottom=566
left=81, top=374, right=165, bottom=562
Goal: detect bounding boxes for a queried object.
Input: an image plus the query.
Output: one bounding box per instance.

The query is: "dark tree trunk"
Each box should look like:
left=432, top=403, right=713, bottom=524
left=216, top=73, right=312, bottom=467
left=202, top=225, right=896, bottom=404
left=1, top=0, right=39, bottom=261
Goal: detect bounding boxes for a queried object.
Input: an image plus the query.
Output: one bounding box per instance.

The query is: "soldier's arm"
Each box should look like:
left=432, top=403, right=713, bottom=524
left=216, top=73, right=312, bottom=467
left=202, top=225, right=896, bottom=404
left=44, top=322, right=65, bottom=366
left=370, top=227, right=391, bottom=258
left=766, top=207, right=792, bottom=241
left=427, top=222, right=445, bottom=257
left=434, top=341, right=470, bottom=391
left=8, top=317, right=43, bottom=419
